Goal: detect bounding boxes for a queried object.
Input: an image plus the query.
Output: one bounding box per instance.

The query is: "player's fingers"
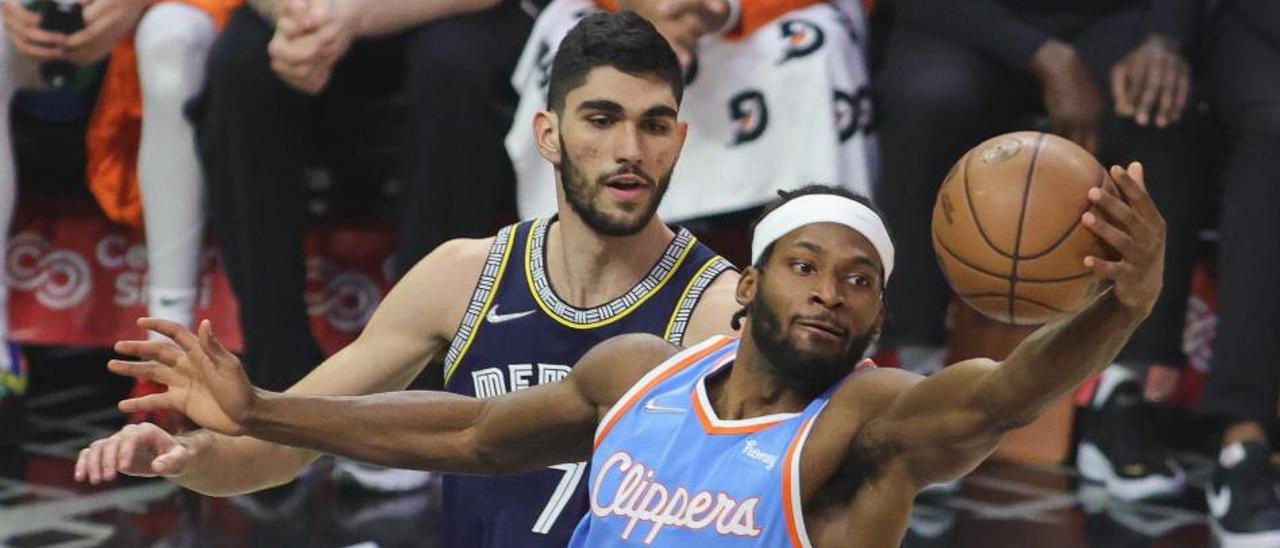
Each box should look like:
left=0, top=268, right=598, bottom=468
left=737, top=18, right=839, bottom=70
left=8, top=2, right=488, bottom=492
left=278, top=0, right=312, bottom=36
left=1134, top=62, right=1164, bottom=127
left=85, top=439, right=105, bottom=484
left=1083, top=255, right=1129, bottom=281
left=1154, top=59, right=1181, bottom=127
left=1112, top=164, right=1161, bottom=222
left=100, top=435, right=121, bottom=482
left=107, top=359, right=177, bottom=385
left=1082, top=211, right=1138, bottom=257
left=21, top=23, right=70, bottom=48
left=116, top=430, right=142, bottom=474
left=74, top=447, right=90, bottom=482
left=137, top=317, right=200, bottom=352
left=197, top=320, right=238, bottom=367
left=1087, top=187, right=1139, bottom=231
left=152, top=443, right=192, bottom=476
left=1111, top=65, right=1133, bottom=117
left=11, top=36, right=65, bottom=60
left=114, top=340, right=185, bottom=366
left=118, top=393, right=172, bottom=414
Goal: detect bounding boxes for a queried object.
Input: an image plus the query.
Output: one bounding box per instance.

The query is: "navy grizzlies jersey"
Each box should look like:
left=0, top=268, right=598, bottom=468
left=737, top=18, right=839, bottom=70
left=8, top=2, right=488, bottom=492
left=439, top=217, right=734, bottom=547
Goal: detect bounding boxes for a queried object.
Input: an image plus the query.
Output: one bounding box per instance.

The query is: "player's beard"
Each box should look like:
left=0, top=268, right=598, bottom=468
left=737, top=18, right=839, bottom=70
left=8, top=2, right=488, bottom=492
left=558, top=135, right=671, bottom=237
left=746, top=284, right=873, bottom=395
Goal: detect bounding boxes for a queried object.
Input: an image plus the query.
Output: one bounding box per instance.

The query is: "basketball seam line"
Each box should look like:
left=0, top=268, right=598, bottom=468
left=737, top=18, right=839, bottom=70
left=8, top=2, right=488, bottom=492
left=963, top=147, right=1017, bottom=260
left=958, top=292, right=1068, bottom=313
left=1009, top=133, right=1046, bottom=321
left=933, top=232, right=1096, bottom=282
left=1015, top=165, right=1106, bottom=261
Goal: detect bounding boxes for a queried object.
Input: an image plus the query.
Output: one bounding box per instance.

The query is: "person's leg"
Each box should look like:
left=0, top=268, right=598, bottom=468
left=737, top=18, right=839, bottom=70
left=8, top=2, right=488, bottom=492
left=1199, top=7, right=1280, bottom=437
left=135, top=3, right=216, bottom=333
left=0, top=23, right=42, bottom=396
left=194, top=6, right=321, bottom=391
left=1200, top=27, right=1280, bottom=539
left=1067, top=7, right=1198, bottom=501
left=395, top=4, right=532, bottom=277
left=1201, top=123, right=1280, bottom=544
left=873, top=24, right=1027, bottom=373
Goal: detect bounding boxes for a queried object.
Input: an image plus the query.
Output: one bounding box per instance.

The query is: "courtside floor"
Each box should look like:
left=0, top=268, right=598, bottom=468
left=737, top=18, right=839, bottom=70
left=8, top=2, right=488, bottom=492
left=1, top=348, right=1220, bottom=547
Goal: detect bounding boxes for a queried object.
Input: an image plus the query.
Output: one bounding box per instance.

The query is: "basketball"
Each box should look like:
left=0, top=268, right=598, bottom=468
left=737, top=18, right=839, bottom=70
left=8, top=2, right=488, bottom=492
left=931, top=131, right=1117, bottom=325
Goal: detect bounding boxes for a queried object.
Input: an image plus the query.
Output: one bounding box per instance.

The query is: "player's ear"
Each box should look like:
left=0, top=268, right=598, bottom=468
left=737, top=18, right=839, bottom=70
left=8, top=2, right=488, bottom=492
left=534, top=110, right=561, bottom=165
left=736, top=266, right=759, bottom=307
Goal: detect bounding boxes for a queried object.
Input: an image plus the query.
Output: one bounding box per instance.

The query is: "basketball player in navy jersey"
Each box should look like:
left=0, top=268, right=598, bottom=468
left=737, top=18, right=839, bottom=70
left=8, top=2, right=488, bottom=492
left=75, top=12, right=738, bottom=547
left=95, top=159, right=1166, bottom=546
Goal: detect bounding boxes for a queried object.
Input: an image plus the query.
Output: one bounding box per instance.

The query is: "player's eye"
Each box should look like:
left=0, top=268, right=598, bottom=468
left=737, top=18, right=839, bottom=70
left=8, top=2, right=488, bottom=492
left=643, top=120, right=671, bottom=133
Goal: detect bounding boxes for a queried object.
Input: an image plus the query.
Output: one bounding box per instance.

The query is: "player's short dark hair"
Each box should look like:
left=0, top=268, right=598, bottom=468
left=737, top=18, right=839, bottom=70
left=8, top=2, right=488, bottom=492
left=547, top=11, right=684, bottom=113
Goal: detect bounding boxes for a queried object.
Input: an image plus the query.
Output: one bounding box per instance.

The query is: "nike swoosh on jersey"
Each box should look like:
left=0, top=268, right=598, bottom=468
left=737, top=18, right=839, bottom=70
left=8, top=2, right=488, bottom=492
left=643, top=398, right=686, bottom=414
left=487, top=304, right=537, bottom=324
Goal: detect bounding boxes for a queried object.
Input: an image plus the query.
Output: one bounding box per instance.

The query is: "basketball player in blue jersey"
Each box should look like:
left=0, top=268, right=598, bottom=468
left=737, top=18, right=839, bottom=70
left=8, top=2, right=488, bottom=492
left=97, top=158, right=1167, bottom=546
left=74, top=12, right=739, bottom=547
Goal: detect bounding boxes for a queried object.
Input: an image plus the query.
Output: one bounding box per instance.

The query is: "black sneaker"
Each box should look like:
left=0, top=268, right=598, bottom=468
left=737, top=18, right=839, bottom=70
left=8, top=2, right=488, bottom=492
left=1206, top=441, right=1280, bottom=548
left=1076, top=377, right=1185, bottom=500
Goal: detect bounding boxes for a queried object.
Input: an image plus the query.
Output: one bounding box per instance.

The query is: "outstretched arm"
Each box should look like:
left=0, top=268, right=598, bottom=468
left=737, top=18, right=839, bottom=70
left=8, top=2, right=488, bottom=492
left=864, top=162, right=1165, bottom=487
left=76, top=239, right=485, bottom=494
left=113, top=321, right=675, bottom=475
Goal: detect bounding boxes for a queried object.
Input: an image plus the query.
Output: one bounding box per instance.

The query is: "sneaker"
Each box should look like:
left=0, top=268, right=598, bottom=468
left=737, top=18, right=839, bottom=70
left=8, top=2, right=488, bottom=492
left=332, top=459, right=435, bottom=493
left=1076, top=369, right=1185, bottom=501
left=1206, top=441, right=1280, bottom=548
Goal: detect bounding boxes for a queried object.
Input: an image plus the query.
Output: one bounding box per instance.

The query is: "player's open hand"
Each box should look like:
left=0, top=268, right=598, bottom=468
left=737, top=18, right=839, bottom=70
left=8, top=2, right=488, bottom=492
left=110, top=318, right=258, bottom=437
left=74, top=422, right=194, bottom=485
left=1081, top=162, right=1165, bottom=316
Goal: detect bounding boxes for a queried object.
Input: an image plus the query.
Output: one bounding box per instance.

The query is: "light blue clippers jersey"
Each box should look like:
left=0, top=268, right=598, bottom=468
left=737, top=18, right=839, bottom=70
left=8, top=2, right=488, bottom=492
left=570, top=336, right=874, bottom=547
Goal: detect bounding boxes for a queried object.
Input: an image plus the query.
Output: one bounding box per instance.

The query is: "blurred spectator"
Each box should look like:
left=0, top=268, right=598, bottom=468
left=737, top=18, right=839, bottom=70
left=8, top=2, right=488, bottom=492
left=1, top=0, right=232, bottom=399
left=506, top=0, right=877, bottom=230
left=1197, top=0, right=1280, bottom=544
left=192, top=0, right=532, bottom=393
left=874, top=0, right=1203, bottom=501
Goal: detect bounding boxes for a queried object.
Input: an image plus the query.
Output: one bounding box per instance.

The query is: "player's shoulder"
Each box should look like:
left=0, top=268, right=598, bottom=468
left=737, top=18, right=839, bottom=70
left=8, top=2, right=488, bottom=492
left=573, top=334, right=684, bottom=406
left=399, top=236, right=497, bottom=284
left=828, top=357, right=1001, bottom=414
left=828, top=365, right=924, bottom=413
left=427, top=236, right=498, bottom=268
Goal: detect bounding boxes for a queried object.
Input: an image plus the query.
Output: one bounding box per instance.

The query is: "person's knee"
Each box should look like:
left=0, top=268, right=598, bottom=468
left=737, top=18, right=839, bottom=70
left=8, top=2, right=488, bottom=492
left=877, top=40, right=991, bottom=127
left=136, top=4, right=216, bottom=108
left=202, top=7, right=276, bottom=93
left=406, top=20, right=490, bottom=83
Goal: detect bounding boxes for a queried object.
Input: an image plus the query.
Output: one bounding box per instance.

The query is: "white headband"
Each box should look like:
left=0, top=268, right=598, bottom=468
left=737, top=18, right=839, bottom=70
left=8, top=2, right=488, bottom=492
left=751, top=194, right=895, bottom=285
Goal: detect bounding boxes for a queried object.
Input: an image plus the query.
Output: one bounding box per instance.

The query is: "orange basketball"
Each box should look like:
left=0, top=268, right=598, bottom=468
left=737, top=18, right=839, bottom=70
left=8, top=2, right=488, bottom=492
left=931, top=131, right=1117, bottom=325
